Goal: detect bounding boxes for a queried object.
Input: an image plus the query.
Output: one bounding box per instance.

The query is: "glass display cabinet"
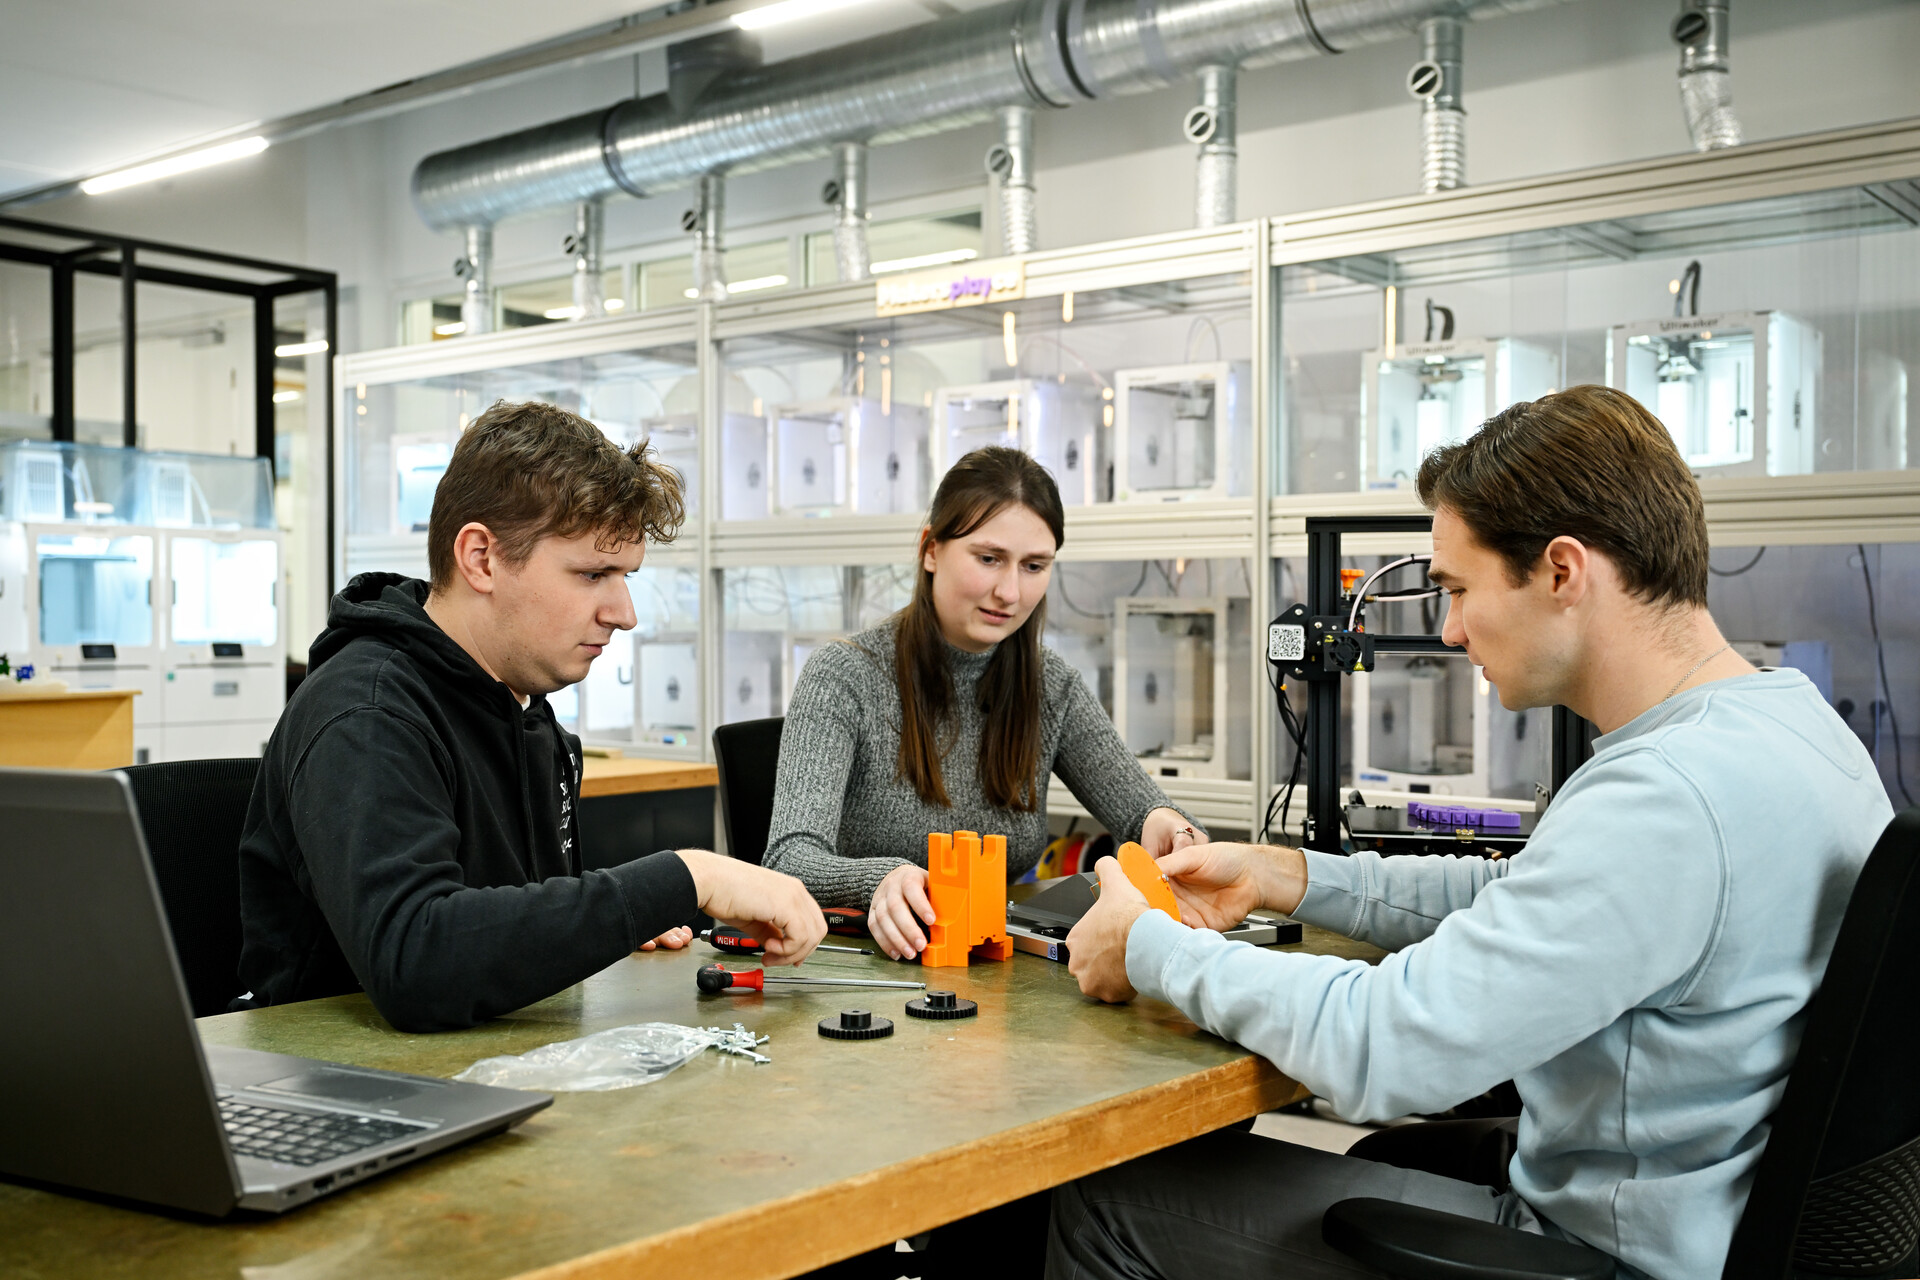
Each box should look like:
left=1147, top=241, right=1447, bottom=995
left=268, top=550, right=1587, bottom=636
left=340, top=316, right=701, bottom=583
left=1, top=441, right=282, bottom=761
left=1270, top=118, right=1920, bottom=827
left=325, top=119, right=1920, bottom=831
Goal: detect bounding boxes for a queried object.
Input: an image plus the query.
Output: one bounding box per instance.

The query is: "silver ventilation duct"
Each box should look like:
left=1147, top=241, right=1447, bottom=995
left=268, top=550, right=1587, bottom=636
left=1675, top=0, right=1743, bottom=152
left=989, top=106, right=1038, bottom=255
left=411, top=0, right=1579, bottom=233
left=824, top=142, right=871, bottom=280
left=456, top=225, right=492, bottom=334
left=566, top=200, right=606, bottom=317
left=1408, top=14, right=1465, bottom=192
left=1188, top=65, right=1238, bottom=227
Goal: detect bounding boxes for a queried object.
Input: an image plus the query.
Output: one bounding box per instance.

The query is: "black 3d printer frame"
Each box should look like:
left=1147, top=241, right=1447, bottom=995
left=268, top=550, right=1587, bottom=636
left=1294, top=515, right=1596, bottom=855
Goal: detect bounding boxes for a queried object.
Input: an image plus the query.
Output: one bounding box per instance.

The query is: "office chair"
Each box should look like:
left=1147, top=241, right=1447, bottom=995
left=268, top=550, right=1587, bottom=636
left=119, top=758, right=260, bottom=1018
left=712, top=716, right=784, bottom=865
left=1322, top=808, right=1920, bottom=1279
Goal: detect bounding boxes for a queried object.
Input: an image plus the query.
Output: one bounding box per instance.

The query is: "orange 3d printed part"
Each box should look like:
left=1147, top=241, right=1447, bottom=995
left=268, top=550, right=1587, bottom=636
left=922, top=831, right=1014, bottom=968
left=1115, top=842, right=1183, bottom=922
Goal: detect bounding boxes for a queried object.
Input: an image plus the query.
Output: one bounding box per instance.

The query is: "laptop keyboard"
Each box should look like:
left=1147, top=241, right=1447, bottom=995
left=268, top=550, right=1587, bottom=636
left=219, top=1096, right=424, bottom=1167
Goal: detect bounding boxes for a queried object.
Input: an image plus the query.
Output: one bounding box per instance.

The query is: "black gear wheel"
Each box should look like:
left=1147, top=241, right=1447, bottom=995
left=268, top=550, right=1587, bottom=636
left=819, top=1009, right=894, bottom=1040
left=905, top=991, right=978, bottom=1020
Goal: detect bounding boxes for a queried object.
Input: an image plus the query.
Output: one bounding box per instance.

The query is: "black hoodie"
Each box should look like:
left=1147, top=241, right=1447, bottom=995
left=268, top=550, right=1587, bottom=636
left=235, top=573, right=697, bottom=1032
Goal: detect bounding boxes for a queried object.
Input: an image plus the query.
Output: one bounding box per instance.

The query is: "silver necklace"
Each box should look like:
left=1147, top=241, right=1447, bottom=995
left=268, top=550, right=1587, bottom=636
left=1664, top=642, right=1731, bottom=702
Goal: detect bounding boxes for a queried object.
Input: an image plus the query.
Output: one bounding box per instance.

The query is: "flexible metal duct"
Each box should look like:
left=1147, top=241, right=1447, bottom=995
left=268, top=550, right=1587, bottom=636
left=687, top=175, right=728, bottom=301
left=989, top=106, right=1038, bottom=255
left=1408, top=14, right=1464, bottom=192
left=566, top=200, right=606, bottom=316
left=1187, top=65, right=1238, bottom=227
left=457, top=226, right=492, bottom=334
left=412, top=0, right=1578, bottom=231
left=824, top=143, right=871, bottom=280
left=1675, top=0, right=1742, bottom=151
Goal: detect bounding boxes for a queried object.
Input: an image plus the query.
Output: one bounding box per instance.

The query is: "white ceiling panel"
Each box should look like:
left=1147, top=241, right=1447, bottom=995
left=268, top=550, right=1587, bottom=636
left=0, top=0, right=675, bottom=198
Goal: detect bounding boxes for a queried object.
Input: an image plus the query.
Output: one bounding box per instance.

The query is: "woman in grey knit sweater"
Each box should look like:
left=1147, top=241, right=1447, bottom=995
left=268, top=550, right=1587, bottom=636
left=762, top=446, right=1205, bottom=960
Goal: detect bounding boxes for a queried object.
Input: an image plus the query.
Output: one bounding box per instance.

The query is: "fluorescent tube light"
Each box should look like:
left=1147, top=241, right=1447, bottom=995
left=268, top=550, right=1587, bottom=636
left=81, top=136, right=269, bottom=196
left=727, top=274, right=789, bottom=294
left=274, top=339, right=328, bottom=358
left=605, top=298, right=625, bottom=310
left=433, top=322, right=467, bottom=336
left=544, top=305, right=583, bottom=320
left=734, top=0, right=880, bottom=31
left=869, top=248, right=979, bottom=274
left=271, top=389, right=303, bottom=404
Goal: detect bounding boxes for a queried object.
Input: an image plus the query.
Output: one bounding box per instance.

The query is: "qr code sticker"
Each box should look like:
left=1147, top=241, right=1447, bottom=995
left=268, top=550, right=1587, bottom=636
left=1268, top=624, right=1306, bottom=662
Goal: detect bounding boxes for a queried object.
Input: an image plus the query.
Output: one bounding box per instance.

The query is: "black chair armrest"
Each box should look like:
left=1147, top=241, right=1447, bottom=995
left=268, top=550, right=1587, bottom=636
left=1321, top=1198, right=1613, bottom=1280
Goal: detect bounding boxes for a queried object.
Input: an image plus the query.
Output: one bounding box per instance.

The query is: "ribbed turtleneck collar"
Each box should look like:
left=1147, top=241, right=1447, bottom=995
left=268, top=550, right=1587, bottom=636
left=943, top=636, right=998, bottom=685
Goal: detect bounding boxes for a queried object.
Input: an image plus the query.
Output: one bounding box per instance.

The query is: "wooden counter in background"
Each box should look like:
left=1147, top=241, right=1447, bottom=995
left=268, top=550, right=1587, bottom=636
left=579, top=756, right=718, bottom=798
left=0, top=687, right=137, bottom=770
left=578, top=756, right=721, bottom=866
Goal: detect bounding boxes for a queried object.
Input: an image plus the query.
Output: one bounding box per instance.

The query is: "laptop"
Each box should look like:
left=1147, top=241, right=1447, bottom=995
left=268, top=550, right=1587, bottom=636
left=1006, top=871, right=1302, bottom=962
left=0, top=767, right=551, bottom=1217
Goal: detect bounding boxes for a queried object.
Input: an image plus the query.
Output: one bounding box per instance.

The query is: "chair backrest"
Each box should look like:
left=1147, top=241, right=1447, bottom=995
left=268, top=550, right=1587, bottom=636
left=118, top=758, right=261, bottom=1018
left=1723, top=807, right=1920, bottom=1279
left=711, top=717, right=784, bottom=866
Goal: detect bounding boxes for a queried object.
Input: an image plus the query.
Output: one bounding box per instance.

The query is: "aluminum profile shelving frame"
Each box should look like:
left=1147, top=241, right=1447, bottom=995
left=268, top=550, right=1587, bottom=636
left=336, top=113, right=1920, bottom=838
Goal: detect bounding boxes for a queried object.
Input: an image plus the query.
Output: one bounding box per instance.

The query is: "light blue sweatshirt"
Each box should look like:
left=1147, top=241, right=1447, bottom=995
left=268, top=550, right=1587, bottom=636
left=1126, top=670, right=1892, bottom=1280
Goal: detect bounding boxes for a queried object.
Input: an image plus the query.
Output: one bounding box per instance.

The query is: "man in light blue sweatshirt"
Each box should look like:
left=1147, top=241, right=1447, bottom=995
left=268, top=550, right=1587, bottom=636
left=1054, top=385, right=1892, bottom=1280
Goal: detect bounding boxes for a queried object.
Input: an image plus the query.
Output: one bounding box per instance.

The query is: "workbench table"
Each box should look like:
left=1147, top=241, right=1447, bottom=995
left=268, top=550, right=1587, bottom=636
left=0, top=686, right=137, bottom=770
left=0, top=925, right=1382, bottom=1280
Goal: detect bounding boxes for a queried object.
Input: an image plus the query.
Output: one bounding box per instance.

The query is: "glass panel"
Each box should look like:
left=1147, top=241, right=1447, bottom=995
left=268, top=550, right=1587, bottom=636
left=804, top=208, right=985, bottom=286
left=498, top=271, right=625, bottom=329
left=170, top=537, right=278, bottom=645
left=1045, top=558, right=1253, bottom=781
left=1280, top=184, right=1920, bottom=494
left=1706, top=542, right=1917, bottom=808
left=0, top=262, right=51, bottom=442
left=723, top=271, right=1252, bottom=518
left=346, top=343, right=700, bottom=579
left=37, top=533, right=153, bottom=647
left=399, top=295, right=466, bottom=345
left=720, top=564, right=916, bottom=722
left=141, top=449, right=274, bottom=529
left=0, top=440, right=140, bottom=524
left=561, top=563, right=703, bottom=748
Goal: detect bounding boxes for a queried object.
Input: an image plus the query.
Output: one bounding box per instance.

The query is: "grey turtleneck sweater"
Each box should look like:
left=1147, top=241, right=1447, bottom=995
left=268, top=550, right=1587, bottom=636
left=762, top=618, right=1196, bottom=907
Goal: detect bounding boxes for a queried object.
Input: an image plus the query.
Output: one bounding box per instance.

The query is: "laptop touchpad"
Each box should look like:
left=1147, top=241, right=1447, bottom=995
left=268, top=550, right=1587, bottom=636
left=257, top=1069, right=429, bottom=1105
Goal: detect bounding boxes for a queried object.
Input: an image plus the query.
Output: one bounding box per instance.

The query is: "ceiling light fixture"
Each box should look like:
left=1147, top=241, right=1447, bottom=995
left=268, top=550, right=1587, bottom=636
left=80, top=136, right=269, bottom=196
left=433, top=321, right=467, bottom=336
left=544, top=305, right=584, bottom=320
left=733, top=0, right=881, bottom=32
left=727, top=274, right=789, bottom=294
left=273, top=339, right=328, bottom=358
left=870, top=248, right=979, bottom=274
left=271, top=389, right=303, bottom=404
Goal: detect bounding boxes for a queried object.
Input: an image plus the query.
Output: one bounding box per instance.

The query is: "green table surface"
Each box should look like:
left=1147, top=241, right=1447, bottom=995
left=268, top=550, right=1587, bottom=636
left=1, top=920, right=1383, bottom=1280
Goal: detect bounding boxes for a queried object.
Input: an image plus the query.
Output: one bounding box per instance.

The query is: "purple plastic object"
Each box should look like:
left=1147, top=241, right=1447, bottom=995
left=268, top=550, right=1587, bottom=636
left=1407, top=800, right=1522, bottom=830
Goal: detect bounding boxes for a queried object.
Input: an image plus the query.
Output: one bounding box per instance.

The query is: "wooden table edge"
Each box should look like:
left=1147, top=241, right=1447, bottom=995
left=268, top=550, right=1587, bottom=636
left=578, top=761, right=719, bottom=799
left=0, top=687, right=140, bottom=703
left=516, top=1053, right=1304, bottom=1280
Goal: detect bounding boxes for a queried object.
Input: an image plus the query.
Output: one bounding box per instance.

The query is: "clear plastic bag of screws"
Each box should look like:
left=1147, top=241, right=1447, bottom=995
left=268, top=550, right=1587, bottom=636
left=453, top=1022, right=770, bottom=1092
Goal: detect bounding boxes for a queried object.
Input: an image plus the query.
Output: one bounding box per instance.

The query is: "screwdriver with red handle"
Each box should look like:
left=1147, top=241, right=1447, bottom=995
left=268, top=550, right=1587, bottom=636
left=696, top=963, right=926, bottom=994
left=702, top=925, right=872, bottom=956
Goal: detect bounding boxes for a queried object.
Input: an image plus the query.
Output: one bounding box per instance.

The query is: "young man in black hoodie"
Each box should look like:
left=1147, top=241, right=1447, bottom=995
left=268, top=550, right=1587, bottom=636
left=236, top=400, right=825, bottom=1032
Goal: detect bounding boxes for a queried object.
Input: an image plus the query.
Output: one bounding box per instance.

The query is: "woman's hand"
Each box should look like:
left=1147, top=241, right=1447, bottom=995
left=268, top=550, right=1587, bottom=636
left=869, top=863, right=937, bottom=961
left=1139, top=806, right=1207, bottom=858
left=632, top=925, right=694, bottom=954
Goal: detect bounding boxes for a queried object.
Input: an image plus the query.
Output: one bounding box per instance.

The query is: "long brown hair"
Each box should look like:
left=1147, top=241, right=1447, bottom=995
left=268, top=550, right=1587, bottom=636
left=894, top=446, right=1065, bottom=811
